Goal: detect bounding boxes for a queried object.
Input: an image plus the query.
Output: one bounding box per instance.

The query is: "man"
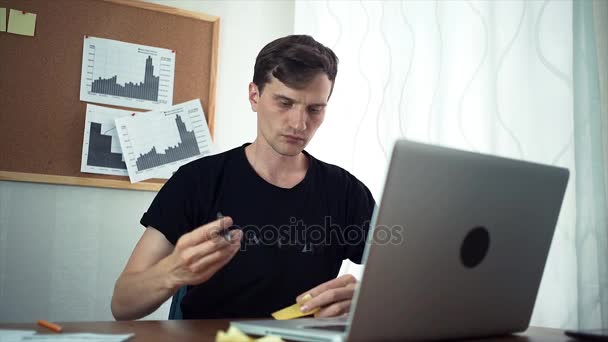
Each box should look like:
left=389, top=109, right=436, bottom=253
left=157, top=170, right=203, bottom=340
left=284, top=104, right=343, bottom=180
left=111, top=35, right=375, bottom=320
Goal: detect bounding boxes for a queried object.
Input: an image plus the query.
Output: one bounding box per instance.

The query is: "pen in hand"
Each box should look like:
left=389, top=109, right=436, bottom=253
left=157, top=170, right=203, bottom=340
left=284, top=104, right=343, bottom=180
left=216, top=211, right=231, bottom=241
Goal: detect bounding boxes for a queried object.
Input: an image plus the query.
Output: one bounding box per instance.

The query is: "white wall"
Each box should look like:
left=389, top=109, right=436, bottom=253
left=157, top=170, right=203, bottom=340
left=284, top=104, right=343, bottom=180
left=0, top=183, right=158, bottom=322
left=0, top=0, right=294, bottom=323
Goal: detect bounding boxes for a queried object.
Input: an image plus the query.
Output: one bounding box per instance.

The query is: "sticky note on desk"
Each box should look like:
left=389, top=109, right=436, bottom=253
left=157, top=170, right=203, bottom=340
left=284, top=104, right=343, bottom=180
left=271, top=293, right=319, bottom=320
left=7, top=9, right=37, bottom=36
left=0, top=8, right=7, bottom=32
left=216, top=326, right=252, bottom=342
left=216, top=326, right=284, bottom=342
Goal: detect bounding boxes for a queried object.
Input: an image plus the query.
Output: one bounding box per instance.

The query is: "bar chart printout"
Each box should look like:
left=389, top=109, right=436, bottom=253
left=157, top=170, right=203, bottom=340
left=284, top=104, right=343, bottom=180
left=80, top=36, right=175, bottom=110
left=115, top=99, right=213, bottom=183
left=81, top=104, right=139, bottom=176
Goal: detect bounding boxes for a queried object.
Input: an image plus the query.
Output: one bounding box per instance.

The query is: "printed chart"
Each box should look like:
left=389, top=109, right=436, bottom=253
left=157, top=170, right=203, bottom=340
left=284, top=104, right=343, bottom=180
left=116, top=99, right=213, bottom=183
left=81, top=104, right=140, bottom=176
left=80, top=36, right=175, bottom=110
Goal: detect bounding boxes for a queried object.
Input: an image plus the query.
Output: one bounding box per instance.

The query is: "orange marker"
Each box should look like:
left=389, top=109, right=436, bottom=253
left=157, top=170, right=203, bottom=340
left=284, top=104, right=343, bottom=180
left=37, top=320, right=62, bottom=333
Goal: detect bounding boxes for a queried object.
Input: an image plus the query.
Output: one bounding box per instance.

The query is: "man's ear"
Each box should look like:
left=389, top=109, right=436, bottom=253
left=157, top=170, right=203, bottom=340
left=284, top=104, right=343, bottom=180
left=248, top=82, right=260, bottom=112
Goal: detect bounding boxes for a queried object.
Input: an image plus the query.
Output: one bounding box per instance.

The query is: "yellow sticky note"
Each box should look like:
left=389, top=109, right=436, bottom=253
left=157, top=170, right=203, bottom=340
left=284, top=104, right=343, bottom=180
left=215, top=326, right=284, bottom=342
left=271, top=293, right=319, bottom=320
left=7, top=9, right=36, bottom=36
left=0, top=8, right=7, bottom=32
left=216, top=326, right=252, bottom=342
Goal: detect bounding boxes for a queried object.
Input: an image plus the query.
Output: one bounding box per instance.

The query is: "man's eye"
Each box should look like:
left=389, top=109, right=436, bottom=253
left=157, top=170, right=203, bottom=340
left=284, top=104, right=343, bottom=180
left=279, top=101, right=292, bottom=108
left=309, top=107, right=322, bottom=114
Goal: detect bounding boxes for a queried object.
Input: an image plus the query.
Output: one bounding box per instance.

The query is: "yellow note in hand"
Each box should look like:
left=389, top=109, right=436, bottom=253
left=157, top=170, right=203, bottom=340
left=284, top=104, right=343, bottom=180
left=271, top=294, right=319, bottom=320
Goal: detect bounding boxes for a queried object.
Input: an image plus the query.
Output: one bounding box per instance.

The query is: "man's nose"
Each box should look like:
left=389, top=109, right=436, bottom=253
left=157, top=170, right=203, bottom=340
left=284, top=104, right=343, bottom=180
left=288, top=106, right=307, bottom=131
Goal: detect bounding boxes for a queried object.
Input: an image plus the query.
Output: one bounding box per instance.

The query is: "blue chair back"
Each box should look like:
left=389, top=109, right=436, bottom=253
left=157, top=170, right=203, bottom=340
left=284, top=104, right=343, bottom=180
left=168, top=286, right=187, bottom=320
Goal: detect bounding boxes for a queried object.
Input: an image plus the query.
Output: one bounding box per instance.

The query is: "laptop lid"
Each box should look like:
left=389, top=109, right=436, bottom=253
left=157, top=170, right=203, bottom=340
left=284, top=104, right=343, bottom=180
left=233, top=140, right=569, bottom=342
left=346, top=139, right=569, bottom=341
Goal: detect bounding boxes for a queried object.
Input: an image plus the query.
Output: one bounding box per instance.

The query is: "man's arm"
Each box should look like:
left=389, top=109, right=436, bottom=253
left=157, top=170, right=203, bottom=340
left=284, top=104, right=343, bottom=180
left=111, top=217, right=242, bottom=320
left=111, top=227, right=176, bottom=320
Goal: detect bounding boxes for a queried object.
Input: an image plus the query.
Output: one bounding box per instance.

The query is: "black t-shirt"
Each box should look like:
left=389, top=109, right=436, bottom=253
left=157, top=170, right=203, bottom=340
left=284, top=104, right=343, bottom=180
left=140, top=144, right=375, bottom=319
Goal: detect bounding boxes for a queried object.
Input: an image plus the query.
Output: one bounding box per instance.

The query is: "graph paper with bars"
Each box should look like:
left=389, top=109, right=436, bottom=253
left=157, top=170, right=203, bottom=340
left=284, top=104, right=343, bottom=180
left=80, top=36, right=175, bottom=110
left=115, top=99, right=214, bottom=183
left=81, top=104, right=142, bottom=176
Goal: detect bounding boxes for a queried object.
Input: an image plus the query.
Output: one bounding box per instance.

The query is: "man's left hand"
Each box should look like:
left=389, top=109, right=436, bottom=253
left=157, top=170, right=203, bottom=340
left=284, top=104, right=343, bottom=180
left=296, top=274, right=358, bottom=318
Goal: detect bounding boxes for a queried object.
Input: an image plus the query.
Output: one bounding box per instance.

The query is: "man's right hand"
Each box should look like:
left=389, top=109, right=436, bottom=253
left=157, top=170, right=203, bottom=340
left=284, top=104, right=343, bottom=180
left=112, top=216, right=242, bottom=320
left=160, top=216, right=242, bottom=290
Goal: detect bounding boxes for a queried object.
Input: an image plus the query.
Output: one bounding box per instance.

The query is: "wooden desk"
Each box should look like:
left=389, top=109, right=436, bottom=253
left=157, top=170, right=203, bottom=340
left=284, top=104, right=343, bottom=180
left=0, top=320, right=574, bottom=341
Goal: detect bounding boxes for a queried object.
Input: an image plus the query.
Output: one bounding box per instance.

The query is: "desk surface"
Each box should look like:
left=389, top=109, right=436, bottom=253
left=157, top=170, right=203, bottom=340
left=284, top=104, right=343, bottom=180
left=0, top=320, right=575, bottom=341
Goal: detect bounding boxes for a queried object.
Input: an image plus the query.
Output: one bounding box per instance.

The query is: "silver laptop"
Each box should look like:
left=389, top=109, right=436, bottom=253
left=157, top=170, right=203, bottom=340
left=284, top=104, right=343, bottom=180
left=232, top=139, right=569, bottom=342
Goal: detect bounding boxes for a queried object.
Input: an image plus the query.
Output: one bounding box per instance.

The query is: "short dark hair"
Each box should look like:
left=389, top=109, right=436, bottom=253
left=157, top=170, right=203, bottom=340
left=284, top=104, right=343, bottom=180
left=252, top=35, right=339, bottom=96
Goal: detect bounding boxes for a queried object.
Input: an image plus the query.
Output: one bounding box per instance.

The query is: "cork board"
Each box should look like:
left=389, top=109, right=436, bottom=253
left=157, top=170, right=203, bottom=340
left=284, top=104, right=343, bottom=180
left=0, top=0, right=219, bottom=191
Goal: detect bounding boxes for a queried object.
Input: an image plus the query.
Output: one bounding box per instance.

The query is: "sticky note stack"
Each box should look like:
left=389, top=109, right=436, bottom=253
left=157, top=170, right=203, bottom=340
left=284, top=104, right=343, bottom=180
left=216, top=294, right=318, bottom=342
left=215, top=326, right=284, bottom=342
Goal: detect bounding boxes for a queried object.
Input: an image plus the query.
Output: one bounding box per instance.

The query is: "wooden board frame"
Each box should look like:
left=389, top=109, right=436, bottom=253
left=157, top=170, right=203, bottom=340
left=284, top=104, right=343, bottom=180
left=0, top=0, right=220, bottom=192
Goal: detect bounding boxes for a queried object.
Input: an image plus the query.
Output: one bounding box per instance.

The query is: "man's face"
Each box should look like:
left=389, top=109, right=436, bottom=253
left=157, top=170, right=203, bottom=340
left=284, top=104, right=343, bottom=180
left=249, top=73, right=332, bottom=157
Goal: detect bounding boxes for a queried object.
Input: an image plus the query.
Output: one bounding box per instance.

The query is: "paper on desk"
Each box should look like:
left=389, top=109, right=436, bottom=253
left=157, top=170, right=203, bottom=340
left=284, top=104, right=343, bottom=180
left=7, top=9, right=36, bottom=36
left=0, top=330, right=36, bottom=342
left=21, top=333, right=134, bottom=341
left=0, top=8, right=7, bottom=32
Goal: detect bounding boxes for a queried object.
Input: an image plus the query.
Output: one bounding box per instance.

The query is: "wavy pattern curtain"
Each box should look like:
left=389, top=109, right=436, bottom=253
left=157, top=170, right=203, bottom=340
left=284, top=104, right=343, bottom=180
left=573, top=0, right=608, bottom=330
left=296, top=0, right=607, bottom=329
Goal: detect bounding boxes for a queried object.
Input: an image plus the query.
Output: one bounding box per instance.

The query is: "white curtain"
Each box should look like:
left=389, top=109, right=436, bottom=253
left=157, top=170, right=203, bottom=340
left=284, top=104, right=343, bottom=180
left=297, top=0, right=607, bottom=329
left=573, top=0, right=608, bottom=330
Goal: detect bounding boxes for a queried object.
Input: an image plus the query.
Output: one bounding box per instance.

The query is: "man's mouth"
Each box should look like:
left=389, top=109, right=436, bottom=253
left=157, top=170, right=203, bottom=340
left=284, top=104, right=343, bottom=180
left=283, top=134, right=306, bottom=142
